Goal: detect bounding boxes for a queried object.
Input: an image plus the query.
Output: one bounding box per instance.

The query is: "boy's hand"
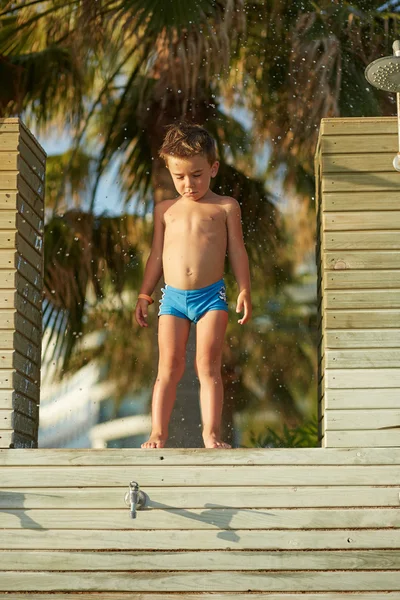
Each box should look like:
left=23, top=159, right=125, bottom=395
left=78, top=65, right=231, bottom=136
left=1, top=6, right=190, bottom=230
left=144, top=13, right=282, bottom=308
left=135, top=298, right=151, bottom=327
left=236, top=290, right=252, bottom=325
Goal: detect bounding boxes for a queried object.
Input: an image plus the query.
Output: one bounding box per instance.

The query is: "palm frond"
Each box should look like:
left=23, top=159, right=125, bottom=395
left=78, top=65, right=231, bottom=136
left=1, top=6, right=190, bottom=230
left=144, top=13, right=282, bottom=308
left=43, top=210, right=150, bottom=376
left=45, top=148, right=94, bottom=211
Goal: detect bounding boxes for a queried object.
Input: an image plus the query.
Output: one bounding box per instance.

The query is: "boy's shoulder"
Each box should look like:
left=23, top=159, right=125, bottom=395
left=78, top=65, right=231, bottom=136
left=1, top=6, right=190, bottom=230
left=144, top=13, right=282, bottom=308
left=154, top=197, right=178, bottom=219
left=216, top=194, right=240, bottom=212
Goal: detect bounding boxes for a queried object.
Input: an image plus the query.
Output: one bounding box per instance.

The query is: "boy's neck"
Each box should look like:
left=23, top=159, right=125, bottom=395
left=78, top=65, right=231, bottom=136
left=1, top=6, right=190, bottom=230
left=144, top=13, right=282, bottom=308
left=181, top=189, right=215, bottom=202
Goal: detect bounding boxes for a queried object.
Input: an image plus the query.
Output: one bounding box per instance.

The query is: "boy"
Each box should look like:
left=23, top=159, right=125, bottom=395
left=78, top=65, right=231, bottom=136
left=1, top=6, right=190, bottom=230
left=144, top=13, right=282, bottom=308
left=135, top=122, right=252, bottom=449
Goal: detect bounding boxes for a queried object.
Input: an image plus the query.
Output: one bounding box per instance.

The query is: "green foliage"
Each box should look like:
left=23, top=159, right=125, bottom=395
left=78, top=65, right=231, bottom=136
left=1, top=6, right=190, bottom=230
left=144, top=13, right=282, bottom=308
left=243, top=414, right=320, bottom=448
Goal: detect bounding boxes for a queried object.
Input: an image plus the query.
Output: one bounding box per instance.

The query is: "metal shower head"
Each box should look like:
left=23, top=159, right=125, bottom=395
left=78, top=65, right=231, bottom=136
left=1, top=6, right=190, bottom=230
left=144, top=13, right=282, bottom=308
left=365, top=41, right=400, bottom=171
left=365, top=41, right=400, bottom=92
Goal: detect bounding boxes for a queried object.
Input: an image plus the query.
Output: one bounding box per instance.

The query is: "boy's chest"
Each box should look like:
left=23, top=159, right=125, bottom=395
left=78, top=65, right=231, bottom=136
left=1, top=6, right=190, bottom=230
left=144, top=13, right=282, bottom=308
left=165, top=205, right=227, bottom=234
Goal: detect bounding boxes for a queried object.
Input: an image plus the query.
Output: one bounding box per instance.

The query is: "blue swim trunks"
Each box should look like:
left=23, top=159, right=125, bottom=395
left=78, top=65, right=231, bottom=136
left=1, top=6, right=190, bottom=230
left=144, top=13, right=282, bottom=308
left=158, top=278, right=228, bottom=324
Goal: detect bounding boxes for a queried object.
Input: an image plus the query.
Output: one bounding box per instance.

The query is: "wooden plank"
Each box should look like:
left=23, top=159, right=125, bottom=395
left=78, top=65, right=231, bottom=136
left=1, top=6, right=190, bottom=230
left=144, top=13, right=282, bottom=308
left=15, top=292, right=41, bottom=327
left=0, top=133, right=20, bottom=150
left=19, top=136, right=46, bottom=172
left=15, top=312, right=41, bottom=346
left=12, top=350, right=40, bottom=383
left=1, top=570, right=400, bottom=592
left=0, top=465, right=399, bottom=487
left=0, top=310, right=15, bottom=329
left=11, top=411, right=36, bottom=437
left=0, top=431, right=12, bottom=447
left=1, top=595, right=399, bottom=600
left=0, top=410, right=12, bottom=429
left=324, top=269, right=400, bottom=289
left=2, top=447, right=400, bottom=465
left=0, top=171, right=17, bottom=188
left=326, top=368, right=400, bottom=388
left=16, top=255, right=43, bottom=291
left=1, top=507, right=399, bottom=530
left=1, top=331, right=40, bottom=364
left=323, top=191, right=400, bottom=211
left=19, top=153, right=45, bottom=187
left=323, top=212, right=400, bottom=231
left=321, top=134, right=397, bottom=154
left=18, top=161, right=44, bottom=199
left=0, top=269, right=15, bottom=287
left=14, top=330, right=41, bottom=365
left=325, top=349, right=400, bottom=368
left=0, top=390, right=38, bottom=419
left=0, top=230, right=15, bottom=248
left=0, top=151, right=17, bottom=170
left=325, top=231, right=400, bottom=250
left=325, top=310, right=400, bottom=328
left=0, top=249, right=16, bottom=269
left=322, top=152, right=397, bottom=172
left=0, top=192, right=43, bottom=227
left=11, top=431, right=36, bottom=448
left=322, top=172, right=400, bottom=193
left=325, top=430, right=400, bottom=448
left=327, top=289, right=400, bottom=309
left=13, top=371, right=39, bottom=402
left=15, top=235, right=41, bottom=272
left=324, top=251, right=400, bottom=269
left=1, top=485, right=398, bottom=509
left=320, top=117, right=396, bottom=136
left=19, top=120, right=47, bottom=160
left=17, top=212, right=44, bottom=251
left=325, top=329, right=400, bottom=348
left=325, top=389, right=400, bottom=409
left=18, top=180, right=45, bottom=221
left=0, top=290, right=14, bottom=308
left=0, top=118, right=20, bottom=132
left=325, top=409, right=400, bottom=431
left=1, top=549, right=400, bottom=571
left=2, top=528, right=400, bottom=550
left=17, top=274, right=42, bottom=309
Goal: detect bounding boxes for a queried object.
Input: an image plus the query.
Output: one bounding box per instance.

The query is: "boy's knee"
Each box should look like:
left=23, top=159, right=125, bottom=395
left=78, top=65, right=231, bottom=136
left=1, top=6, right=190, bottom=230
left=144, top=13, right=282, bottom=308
left=158, top=356, right=185, bottom=381
left=195, top=356, right=220, bottom=379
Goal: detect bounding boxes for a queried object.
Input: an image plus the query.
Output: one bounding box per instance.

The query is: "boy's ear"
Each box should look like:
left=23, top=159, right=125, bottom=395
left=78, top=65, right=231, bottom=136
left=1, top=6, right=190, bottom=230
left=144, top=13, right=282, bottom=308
left=211, top=161, right=219, bottom=177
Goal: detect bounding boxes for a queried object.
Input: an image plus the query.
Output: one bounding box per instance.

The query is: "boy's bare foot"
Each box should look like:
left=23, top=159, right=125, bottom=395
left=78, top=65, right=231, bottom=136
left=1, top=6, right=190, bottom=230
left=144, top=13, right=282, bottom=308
left=141, top=435, right=167, bottom=449
left=203, top=433, right=232, bottom=449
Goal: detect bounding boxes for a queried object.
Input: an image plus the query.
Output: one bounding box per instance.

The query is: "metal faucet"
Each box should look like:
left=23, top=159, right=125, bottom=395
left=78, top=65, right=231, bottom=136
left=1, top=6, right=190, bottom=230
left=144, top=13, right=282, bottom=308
left=124, top=481, right=147, bottom=518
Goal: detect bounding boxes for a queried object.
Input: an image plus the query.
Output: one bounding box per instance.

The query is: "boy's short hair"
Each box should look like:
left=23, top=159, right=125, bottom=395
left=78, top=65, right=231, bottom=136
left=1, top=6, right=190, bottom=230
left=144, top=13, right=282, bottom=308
left=159, top=122, right=217, bottom=165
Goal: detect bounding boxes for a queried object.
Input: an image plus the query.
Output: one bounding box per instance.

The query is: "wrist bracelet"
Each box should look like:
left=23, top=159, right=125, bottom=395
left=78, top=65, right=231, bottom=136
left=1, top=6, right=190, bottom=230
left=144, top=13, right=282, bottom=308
left=138, top=294, right=154, bottom=305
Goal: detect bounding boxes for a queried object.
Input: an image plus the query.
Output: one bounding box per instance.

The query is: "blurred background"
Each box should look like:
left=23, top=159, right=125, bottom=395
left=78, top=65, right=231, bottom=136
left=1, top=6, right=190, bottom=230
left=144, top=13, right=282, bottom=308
left=0, top=0, right=398, bottom=448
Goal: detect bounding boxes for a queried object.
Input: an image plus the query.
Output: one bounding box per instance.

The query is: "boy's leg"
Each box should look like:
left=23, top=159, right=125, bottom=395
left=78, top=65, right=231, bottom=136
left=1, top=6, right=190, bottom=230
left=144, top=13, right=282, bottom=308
left=195, top=309, right=231, bottom=449
left=142, top=315, right=191, bottom=448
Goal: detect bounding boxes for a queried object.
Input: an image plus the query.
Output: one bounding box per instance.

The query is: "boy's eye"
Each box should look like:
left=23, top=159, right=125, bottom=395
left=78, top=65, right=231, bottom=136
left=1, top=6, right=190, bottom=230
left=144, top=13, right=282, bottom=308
left=194, top=174, right=201, bottom=178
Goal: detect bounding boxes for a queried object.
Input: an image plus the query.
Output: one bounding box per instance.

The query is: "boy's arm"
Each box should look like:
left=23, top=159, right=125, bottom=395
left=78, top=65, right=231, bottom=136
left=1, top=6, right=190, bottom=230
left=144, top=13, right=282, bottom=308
left=226, top=198, right=252, bottom=325
left=226, top=199, right=251, bottom=294
left=139, top=202, right=165, bottom=296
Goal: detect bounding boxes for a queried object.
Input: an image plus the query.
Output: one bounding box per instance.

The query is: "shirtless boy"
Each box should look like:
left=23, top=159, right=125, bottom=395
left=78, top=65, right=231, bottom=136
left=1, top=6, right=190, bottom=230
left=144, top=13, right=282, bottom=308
left=135, top=122, right=252, bottom=449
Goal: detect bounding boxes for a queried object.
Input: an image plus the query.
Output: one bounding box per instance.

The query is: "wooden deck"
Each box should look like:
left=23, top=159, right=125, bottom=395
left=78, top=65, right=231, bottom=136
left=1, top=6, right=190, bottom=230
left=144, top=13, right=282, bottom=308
left=0, top=447, right=400, bottom=598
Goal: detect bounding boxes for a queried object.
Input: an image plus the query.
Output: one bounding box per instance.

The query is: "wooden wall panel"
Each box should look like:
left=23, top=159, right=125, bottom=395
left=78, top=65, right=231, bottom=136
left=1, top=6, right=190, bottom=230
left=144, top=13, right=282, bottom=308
left=0, top=118, right=45, bottom=448
left=315, top=117, right=400, bottom=448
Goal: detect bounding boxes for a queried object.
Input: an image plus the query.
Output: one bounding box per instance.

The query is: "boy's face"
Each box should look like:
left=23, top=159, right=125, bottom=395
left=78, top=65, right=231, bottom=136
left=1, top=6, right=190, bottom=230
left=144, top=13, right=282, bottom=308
left=166, top=154, right=219, bottom=201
